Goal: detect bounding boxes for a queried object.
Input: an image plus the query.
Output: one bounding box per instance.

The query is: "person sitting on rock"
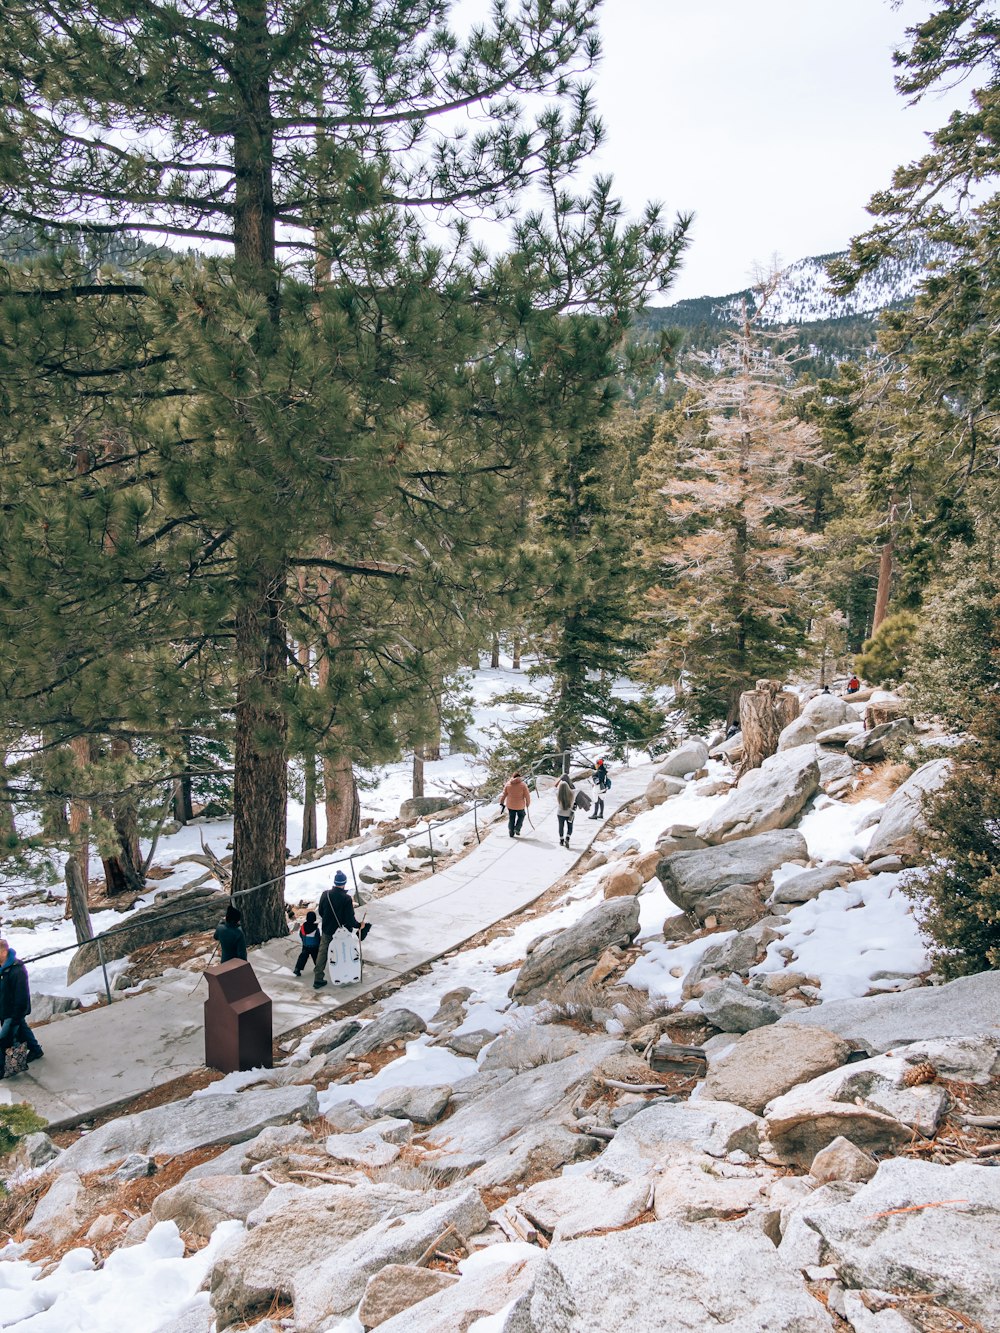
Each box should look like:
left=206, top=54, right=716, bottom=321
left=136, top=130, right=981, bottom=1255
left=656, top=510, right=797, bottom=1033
left=0, top=939, right=44, bottom=1075
left=314, top=870, right=371, bottom=990
left=556, top=774, right=576, bottom=848
left=500, top=771, right=531, bottom=838
left=847, top=674, right=861, bottom=694
left=214, top=903, right=248, bottom=964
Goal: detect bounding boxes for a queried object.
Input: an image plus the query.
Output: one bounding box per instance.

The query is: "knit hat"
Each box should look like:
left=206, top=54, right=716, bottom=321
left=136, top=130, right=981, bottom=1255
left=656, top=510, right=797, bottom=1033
left=333, top=870, right=348, bottom=887
left=305, top=910, right=317, bottom=925
left=225, top=904, right=241, bottom=926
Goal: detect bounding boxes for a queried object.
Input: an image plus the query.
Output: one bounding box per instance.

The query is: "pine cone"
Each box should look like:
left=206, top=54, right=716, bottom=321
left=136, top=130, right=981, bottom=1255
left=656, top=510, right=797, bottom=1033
left=902, top=1061, right=937, bottom=1086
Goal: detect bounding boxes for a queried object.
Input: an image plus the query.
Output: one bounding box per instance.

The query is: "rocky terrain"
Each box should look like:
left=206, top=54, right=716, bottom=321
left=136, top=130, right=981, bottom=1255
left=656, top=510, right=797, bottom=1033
left=1, top=686, right=997, bottom=1333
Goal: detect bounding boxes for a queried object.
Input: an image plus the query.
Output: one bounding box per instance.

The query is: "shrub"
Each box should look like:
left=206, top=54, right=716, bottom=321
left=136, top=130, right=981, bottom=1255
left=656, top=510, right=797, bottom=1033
left=855, top=610, right=920, bottom=687
left=0, top=1103, right=46, bottom=1158
left=905, top=696, right=1000, bottom=978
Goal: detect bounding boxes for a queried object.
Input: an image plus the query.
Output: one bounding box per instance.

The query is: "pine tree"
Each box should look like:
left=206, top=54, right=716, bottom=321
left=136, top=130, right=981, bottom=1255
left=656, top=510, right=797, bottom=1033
left=0, top=3, right=689, bottom=938
left=637, top=285, right=823, bottom=726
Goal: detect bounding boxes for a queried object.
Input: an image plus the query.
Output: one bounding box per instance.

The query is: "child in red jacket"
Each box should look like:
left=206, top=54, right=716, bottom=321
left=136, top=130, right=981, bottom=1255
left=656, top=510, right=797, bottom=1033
left=293, top=910, right=321, bottom=977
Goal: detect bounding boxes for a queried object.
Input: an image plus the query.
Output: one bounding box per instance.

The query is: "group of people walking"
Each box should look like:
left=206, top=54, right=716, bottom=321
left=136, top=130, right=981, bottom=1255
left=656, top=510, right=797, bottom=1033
left=502, top=758, right=612, bottom=849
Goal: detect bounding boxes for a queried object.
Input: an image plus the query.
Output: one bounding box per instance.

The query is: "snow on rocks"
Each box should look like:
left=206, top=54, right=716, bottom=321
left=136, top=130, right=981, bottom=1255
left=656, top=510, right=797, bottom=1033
left=696, top=747, right=819, bottom=845
left=770, top=861, right=856, bottom=906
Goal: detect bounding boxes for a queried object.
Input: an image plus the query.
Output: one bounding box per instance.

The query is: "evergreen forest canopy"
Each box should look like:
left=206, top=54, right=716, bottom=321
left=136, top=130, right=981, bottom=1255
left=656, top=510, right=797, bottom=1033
left=0, top=0, right=998, bottom=961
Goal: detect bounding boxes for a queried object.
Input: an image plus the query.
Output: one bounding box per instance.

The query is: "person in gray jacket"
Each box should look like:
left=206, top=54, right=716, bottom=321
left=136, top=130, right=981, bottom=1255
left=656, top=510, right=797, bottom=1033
left=556, top=774, right=576, bottom=847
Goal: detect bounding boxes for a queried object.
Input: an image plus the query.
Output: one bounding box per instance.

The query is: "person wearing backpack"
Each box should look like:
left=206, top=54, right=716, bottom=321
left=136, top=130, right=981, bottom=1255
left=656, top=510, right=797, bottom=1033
left=293, top=910, right=321, bottom=977
left=314, top=870, right=371, bottom=989
left=556, top=774, right=576, bottom=848
left=0, top=939, right=43, bottom=1075
left=589, top=758, right=611, bottom=819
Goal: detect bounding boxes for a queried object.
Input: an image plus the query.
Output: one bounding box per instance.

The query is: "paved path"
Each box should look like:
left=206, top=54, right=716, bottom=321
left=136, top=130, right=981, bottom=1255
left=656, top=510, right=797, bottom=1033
left=5, top=764, right=655, bottom=1129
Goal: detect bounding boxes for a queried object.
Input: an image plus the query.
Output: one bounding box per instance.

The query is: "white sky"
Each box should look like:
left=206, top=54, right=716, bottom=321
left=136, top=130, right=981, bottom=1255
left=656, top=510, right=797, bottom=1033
left=585, top=0, right=959, bottom=301
left=454, top=0, right=961, bottom=304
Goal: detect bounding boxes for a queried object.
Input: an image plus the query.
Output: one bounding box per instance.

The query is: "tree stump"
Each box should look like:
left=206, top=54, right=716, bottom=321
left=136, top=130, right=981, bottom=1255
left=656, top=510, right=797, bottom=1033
left=738, top=679, right=800, bottom=773
left=864, top=701, right=910, bottom=730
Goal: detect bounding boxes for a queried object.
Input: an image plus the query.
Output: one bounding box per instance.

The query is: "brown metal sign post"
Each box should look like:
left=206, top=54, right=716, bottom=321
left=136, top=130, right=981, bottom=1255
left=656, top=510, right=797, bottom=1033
left=203, top=959, right=273, bottom=1073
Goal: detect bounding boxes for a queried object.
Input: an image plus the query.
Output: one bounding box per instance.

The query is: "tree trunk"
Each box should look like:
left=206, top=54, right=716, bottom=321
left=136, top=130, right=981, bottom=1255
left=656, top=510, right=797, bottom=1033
left=324, top=750, right=360, bottom=844
left=512, top=640, right=522, bottom=670
left=67, top=735, right=93, bottom=914
left=738, top=680, right=800, bottom=773
left=231, top=558, right=289, bottom=945
left=0, top=752, right=15, bottom=842
left=412, top=747, right=425, bottom=800
left=64, top=855, right=94, bottom=945
left=490, top=635, right=500, bottom=669
left=173, top=775, right=194, bottom=825
left=301, top=752, right=318, bottom=853
left=871, top=502, right=898, bottom=636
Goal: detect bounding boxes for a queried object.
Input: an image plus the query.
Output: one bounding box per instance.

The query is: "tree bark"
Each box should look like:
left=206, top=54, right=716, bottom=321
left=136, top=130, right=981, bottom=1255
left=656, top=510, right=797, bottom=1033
left=490, top=635, right=500, bottom=669
left=738, top=680, right=800, bottom=773
left=871, top=502, right=899, bottom=635
left=412, top=747, right=425, bottom=799
left=324, top=749, right=360, bottom=844
left=301, top=752, right=318, bottom=853
left=172, top=774, right=194, bottom=825
left=512, top=640, right=522, bottom=670
left=64, top=855, right=94, bottom=945
left=231, top=558, right=289, bottom=945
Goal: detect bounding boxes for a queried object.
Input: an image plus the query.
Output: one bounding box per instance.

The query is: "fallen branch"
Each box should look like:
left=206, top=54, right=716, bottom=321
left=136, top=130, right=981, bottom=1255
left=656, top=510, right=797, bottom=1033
left=415, top=1223, right=457, bottom=1268
left=975, top=1144, right=1000, bottom=1158
left=598, top=1076, right=673, bottom=1094
left=570, top=1125, right=615, bottom=1140
left=257, top=1170, right=283, bottom=1188
left=865, top=1199, right=968, bottom=1219
left=288, top=1168, right=357, bottom=1186
left=962, top=1114, right=1000, bottom=1129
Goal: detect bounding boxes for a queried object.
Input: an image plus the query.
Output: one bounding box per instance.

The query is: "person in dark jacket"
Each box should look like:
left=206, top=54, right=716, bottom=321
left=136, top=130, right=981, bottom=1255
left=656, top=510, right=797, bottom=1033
left=314, top=870, right=371, bottom=990
left=214, top=904, right=248, bottom=964
left=293, top=910, right=321, bottom=977
left=0, top=940, right=44, bottom=1073
left=589, top=758, right=611, bottom=820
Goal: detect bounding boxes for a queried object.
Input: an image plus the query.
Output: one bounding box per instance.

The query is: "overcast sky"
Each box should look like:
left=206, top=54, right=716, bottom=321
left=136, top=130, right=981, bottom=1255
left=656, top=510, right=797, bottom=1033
left=583, top=0, right=957, bottom=301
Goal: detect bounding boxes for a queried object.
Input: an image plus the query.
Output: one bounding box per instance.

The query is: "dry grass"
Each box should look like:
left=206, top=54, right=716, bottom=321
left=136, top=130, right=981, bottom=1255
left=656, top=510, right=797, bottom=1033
left=841, top=761, right=912, bottom=805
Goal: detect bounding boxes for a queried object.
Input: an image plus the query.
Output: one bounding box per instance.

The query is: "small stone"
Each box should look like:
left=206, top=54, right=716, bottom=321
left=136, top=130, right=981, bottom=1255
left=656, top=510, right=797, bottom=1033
left=85, top=1213, right=118, bottom=1243
left=109, top=1153, right=157, bottom=1183
left=810, top=1136, right=879, bottom=1184
left=358, top=1263, right=458, bottom=1329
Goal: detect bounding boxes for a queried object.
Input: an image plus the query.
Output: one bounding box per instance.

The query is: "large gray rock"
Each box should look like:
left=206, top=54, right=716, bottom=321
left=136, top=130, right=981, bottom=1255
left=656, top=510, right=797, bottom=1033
left=778, top=1159, right=1000, bottom=1329
left=515, top=1173, right=651, bottom=1242
left=375, top=1249, right=541, bottom=1333
left=480, top=1024, right=586, bottom=1072
left=778, top=970, right=1000, bottom=1055
left=57, top=1085, right=319, bottom=1174
left=358, top=1264, right=457, bottom=1330
left=510, top=899, right=640, bottom=1001
left=68, top=885, right=228, bottom=982
left=209, top=1183, right=434, bottom=1328
left=592, top=1100, right=762, bottom=1183
left=512, top=1219, right=833, bottom=1331
left=151, top=1174, right=271, bottom=1239
left=651, top=1148, right=777, bottom=1224
left=864, top=758, right=950, bottom=863
left=699, top=980, right=784, bottom=1032
left=657, top=739, right=709, bottom=778
left=372, top=1084, right=452, bottom=1126
left=464, top=1123, right=593, bottom=1191
left=766, top=1051, right=950, bottom=1140
left=293, top=1189, right=488, bottom=1330
left=399, top=796, right=453, bottom=819
left=771, top=861, right=855, bottom=905
left=702, top=1024, right=851, bottom=1115
left=682, top=931, right=763, bottom=997
left=778, top=695, right=851, bottom=751
left=657, top=830, right=808, bottom=920
left=24, top=1172, right=90, bottom=1248
left=332, top=1009, right=427, bottom=1062
left=424, top=1041, right=623, bottom=1172
left=644, top=774, right=686, bottom=806
left=696, top=747, right=819, bottom=845
left=846, top=718, right=915, bottom=763
left=814, top=721, right=866, bottom=747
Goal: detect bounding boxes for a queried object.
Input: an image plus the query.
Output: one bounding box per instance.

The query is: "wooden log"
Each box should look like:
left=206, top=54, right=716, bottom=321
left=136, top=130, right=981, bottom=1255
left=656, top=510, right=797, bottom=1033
left=962, top=1114, right=1000, bottom=1129
left=415, top=1223, right=457, bottom=1269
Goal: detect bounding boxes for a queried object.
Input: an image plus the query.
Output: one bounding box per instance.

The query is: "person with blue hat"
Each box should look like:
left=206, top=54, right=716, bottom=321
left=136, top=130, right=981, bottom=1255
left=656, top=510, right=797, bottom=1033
left=314, top=869, right=370, bottom=989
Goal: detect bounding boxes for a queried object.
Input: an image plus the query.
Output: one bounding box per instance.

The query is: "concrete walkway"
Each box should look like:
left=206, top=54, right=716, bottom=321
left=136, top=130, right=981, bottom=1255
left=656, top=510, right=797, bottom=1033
left=6, top=764, right=655, bottom=1129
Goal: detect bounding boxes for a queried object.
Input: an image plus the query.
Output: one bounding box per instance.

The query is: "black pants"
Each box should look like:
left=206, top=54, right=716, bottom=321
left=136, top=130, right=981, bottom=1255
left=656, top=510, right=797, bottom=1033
left=593, top=794, right=605, bottom=818
left=507, top=807, right=526, bottom=836
left=294, top=945, right=319, bottom=973
left=558, top=814, right=574, bottom=842
left=0, top=1015, right=42, bottom=1062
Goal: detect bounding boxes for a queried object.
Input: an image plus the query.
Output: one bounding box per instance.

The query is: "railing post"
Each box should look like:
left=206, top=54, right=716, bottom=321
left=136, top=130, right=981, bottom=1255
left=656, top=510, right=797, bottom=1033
left=427, top=822, right=436, bottom=872
left=473, top=800, right=480, bottom=843
left=350, top=858, right=365, bottom=907
left=96, top=934, right=114, bottom=1005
